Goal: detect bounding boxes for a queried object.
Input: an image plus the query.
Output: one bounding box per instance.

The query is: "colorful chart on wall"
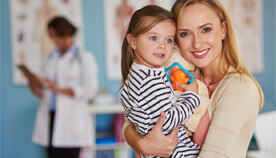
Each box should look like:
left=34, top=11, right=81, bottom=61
left=220, top=0, right=264, bottom=73
left=10, top=0, right=84, bottom=85
left=103, top=0, right=172, bottom=80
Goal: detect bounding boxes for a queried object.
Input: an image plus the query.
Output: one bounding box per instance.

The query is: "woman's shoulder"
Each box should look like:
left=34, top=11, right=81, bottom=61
left=78, top=48, right=94, bottom=57
left=223, top=67, right=256, bottom=86
left=217, top=66, right=259, bottom=98
left=209, top=67, right=260, bottom=116
left=77, top=48, right=96, bottom=62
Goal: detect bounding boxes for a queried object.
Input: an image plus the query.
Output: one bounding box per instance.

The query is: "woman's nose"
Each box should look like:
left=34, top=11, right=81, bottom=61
left=192, top=35, right=203, bottom=49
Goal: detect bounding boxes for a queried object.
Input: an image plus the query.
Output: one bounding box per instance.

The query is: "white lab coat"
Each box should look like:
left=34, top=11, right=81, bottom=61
left=32, top=46, right=98, bottom=147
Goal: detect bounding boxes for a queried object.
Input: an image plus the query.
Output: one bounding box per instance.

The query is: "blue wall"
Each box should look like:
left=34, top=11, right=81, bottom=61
left=0, top=0, right=275, bottom=158
left=255, top=0, right=276, bottom=112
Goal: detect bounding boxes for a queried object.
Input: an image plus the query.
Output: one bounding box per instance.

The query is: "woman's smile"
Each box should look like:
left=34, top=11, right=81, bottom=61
left=192, top=48, right=209, bottom=58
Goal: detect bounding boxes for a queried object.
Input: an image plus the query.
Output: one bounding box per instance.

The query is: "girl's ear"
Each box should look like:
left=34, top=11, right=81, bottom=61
left=127, top=34, right=137, bottom=49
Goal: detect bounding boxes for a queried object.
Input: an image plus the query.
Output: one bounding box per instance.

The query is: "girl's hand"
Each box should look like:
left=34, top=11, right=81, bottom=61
left=177, top=79, right=198, bottom=94
left=189, top=70, right=199, bottom=80
left=139, top=111, right=180, bottom=157
left=177, top=70, right=199, bottom=94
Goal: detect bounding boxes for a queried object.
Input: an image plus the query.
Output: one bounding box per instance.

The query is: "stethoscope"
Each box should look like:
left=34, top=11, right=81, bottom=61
left=42, top=45, right=82, bottom=80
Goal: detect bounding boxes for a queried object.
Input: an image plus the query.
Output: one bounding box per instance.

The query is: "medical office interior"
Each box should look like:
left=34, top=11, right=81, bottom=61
left=0, top=0, right=275, bottom=158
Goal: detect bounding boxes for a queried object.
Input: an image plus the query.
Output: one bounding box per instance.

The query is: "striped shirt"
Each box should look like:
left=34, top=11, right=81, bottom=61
left=121, top=62, right=201, bottom=158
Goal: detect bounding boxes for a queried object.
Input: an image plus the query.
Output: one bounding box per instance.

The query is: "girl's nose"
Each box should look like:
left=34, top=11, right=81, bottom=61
left=158, top=40, right=166, bottom=49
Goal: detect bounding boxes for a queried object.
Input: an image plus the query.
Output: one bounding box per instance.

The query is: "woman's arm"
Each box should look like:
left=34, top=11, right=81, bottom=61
left=198, top=77, right=260, bottom=157
left=44, top=78, right=74, bottom=97
left=124, top=111, right=180, bottom=157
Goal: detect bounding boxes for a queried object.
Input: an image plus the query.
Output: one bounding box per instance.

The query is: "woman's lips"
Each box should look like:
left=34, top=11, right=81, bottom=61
left=192, top=49, right=209, bottom=58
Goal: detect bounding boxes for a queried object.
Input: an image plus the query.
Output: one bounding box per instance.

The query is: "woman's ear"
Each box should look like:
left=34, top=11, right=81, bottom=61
left=221, top=21, right=227, bottom=40
left=127, top=34, right=137, bottom=49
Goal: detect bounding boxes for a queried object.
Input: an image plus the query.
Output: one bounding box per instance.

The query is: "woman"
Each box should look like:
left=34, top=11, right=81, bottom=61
left=24, top=16, right=98, bottom=158
left=122, top=0, right=264, bottom=157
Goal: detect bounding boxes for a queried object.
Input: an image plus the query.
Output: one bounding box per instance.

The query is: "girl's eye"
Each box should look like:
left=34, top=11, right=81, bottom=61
left=150, top=36, right=157, bottom=41
left=203, top=27, right=211, bottom=33
left=180, top=32, right=190, bottom=37
left=166, top=39, right=173, bottom=44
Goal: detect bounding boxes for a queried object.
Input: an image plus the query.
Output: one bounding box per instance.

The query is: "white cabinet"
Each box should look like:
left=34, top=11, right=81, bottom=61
left=80, top=103, right=131, bottom=158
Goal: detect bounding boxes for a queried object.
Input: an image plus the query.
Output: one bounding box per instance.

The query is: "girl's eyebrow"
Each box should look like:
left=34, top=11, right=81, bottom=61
left=177, top=23, right=213, bottom=32
left=147, top=32, right=175, bottom=38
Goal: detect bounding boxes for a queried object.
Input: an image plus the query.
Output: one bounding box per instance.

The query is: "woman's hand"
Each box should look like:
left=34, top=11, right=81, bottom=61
left=139, top=111, right=180, bottom=157
left=44, top=78, right=58, bottom=92
left=23, top=72, right=43, bottom=98
left=44, top=78, right=74, bottom=97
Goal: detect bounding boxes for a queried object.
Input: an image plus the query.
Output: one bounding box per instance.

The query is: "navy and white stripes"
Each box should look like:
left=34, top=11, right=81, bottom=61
left=121, top=62, right=200, bottom=158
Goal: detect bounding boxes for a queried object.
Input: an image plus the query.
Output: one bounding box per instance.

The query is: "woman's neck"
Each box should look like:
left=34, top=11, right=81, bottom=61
left=59, top=41, right=73, bottom=56
left=200, top=63, right=228, bottom=85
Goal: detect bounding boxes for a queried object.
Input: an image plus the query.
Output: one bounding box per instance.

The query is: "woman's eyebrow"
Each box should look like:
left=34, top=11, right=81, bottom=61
left=199, top=23, right=213, bottom=28
left=177, top=28, right=189, bottom=32
left=177, top=23, right=213, bottom=32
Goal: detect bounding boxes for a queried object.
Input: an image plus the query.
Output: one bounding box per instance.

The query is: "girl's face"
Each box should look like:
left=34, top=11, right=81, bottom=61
left=128, top=19, right=176, bottom=68
left=176, top=3, right=226, bottom=69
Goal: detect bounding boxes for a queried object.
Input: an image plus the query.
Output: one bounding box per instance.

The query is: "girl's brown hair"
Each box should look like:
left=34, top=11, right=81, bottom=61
left=171, top=0, right=263, bottom=110
left=121, top=5, right=175, bottom=86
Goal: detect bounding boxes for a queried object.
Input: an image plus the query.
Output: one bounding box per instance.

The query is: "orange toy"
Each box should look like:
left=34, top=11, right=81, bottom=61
left=170, top=68, right=189, bottom=91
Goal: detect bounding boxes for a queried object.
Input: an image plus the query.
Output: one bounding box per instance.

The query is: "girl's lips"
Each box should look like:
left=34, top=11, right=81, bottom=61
left=192, top=49, right=209, bottom=58
left=154, top=53, right=165, bottom=57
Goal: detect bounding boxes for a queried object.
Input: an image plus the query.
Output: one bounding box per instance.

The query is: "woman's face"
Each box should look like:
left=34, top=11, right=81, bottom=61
left=48, top=28, right=73, bottom=53
left=176, top=3, right=226, bottom=69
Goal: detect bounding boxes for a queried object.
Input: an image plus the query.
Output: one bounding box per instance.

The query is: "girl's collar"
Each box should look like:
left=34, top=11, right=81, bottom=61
left=133, top=61, right=164, bottom=71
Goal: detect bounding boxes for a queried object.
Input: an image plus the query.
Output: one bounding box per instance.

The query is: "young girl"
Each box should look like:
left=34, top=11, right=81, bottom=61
left=120, top=5, right=201, bottom=158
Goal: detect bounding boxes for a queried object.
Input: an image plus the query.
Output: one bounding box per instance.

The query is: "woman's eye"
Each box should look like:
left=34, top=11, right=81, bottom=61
left=180, top=32, right=190, bottom=37
left=166, top=39, right=173, bottom=44
left=203, top=28, right=211, bottom=33
left=150, top=36, right=157, bottom=41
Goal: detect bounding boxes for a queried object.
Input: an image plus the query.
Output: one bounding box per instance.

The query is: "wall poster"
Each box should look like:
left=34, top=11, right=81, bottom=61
left=220, top=0, right=264, bottom=73
left=103, top=0, right=172, bottom=80
left=10, top=0, right=84, bottom=84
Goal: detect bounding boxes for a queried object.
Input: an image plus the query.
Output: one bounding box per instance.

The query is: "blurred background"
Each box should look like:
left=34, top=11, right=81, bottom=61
left=0, top=0, right=275, bottom=158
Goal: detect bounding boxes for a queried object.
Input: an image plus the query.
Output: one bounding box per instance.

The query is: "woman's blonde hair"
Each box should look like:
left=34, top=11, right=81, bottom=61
left=121, top=5, right=175, bottom=86
left=171, top=0, right=263, bottom=110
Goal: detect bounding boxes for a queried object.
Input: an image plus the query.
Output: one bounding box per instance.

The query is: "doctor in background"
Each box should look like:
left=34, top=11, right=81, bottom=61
left=24, top=16, right=98, bottom=158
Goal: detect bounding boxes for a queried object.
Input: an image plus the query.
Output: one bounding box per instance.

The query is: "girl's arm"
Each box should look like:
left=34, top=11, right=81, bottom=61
left=162, top=91, right=200, bottom=131
left=124, top=111, right=180, bottom=157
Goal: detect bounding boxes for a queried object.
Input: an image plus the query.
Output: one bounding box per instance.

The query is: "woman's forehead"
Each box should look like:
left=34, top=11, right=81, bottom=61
left=177, top=3, right=220, bottom=28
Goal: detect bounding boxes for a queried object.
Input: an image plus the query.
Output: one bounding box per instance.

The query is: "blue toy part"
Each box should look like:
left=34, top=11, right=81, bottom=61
left=165, top=62, right=194, bottom=84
